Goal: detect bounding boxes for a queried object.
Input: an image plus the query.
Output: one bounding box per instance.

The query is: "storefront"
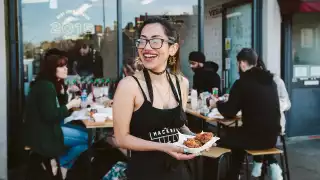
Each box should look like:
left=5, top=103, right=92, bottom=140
left=280, top=0, right=320, bottom=137
left=4, top=0, right=265, bottom=177
left=204, top=0, right=262, bottom=92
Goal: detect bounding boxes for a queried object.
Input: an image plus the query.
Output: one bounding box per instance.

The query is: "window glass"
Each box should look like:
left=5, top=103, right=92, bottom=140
left=225, top=3, right=252, bottom=88
left=122, top=0, right=199, bottom=83
left=21, top=0, right=117, bottom=95
left=292, top=13, right=320, bottom=78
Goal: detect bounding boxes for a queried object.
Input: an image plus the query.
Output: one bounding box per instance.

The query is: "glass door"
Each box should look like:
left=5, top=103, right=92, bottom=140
left=287, top=13, right=320, bottom=136
left=224, top=3, right=252, bottom=89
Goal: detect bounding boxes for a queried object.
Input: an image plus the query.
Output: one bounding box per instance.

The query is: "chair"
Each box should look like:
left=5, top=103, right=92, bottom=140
left=279, top=134, right=290, bottom=180
left=24, top=146, right=63, bottom=180
left=244, top=147, right=289, bottom=180
left=201, top=147, right=231, bottom=180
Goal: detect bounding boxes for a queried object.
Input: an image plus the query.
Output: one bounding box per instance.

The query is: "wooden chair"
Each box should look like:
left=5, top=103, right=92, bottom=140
left=201, top=147, right=231, bottom=180
left=245, top=148, right=288, bottom=180
left=279, top=134, right=290, bottom=180
left=24, top=146, right=63, bottom=180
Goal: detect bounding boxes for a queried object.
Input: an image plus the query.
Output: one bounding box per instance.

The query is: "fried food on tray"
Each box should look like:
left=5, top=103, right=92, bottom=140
left=183, top=138, right=202, bottom=148
left=195, top=132, right=214, bottom=144
left=183, top=132, right=214, bottom=148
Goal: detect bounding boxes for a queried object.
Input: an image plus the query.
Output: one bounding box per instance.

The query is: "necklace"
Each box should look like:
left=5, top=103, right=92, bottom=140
left=148, top=69, right=166, bottom=75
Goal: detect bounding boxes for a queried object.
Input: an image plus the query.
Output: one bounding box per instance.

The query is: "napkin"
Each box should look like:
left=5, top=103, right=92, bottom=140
left=64, top=109, right=90, bottom=124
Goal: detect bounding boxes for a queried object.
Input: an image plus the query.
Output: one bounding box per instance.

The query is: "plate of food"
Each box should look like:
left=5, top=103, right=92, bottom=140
left=87, top=107, right=113, bottom=121
left=174, top=132, right=220, bottom=154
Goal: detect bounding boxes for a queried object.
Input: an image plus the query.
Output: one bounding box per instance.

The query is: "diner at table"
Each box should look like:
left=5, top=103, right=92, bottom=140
left=208, top=48, right=283, bottom=180
left=23, top=49, right=88, bottom=179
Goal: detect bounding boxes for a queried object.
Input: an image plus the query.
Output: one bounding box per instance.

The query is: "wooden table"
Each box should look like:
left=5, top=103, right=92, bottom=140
left=82, top=119, right=113, bottom=128
left=186, top=104, right=241, bottom=123
left=185, top=104, right=241, bottom=135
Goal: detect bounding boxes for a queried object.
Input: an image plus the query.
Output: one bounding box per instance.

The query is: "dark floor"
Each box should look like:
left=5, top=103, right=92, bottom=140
left=8, top=139, right=320, bottom=180
left=286, top=139, right=320, bottom=180
left=243, top=139, right=320, bottom=180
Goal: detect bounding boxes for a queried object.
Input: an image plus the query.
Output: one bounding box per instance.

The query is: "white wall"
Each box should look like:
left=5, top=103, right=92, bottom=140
left=0, top=1, right=7, bottom=179
left=262, top=0, right=282, bottom=75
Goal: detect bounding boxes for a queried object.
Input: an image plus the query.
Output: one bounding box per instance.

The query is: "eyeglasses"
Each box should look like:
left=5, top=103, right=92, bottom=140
left=135, top=38, right=174, bottom=49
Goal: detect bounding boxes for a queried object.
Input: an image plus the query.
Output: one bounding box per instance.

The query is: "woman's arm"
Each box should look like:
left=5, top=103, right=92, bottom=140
left=113, top=77, right=166, bottom=152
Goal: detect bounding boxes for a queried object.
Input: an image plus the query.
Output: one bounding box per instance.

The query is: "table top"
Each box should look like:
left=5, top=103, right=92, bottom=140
left=82, top=119, right=113, bottom=129
left=186, top=104, right=241, bottom=123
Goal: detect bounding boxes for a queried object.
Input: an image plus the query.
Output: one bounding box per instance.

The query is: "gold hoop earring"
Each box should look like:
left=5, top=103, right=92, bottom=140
left=168, top=56, right=176, bottom=66
left=135, top=57, right=141, bottom=63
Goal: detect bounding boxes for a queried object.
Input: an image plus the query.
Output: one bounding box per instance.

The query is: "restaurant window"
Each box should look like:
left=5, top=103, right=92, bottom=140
left=225, top=3, right=252, bottom=89
left=21, top=0, right=117, bottom=95
left=292, top=13, right=320, bottom=79
left=122, top=0, right=199, bottom=83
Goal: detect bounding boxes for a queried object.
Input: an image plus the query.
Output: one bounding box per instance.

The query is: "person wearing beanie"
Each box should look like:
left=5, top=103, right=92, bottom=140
left=189, top=51, right=220, bottom=93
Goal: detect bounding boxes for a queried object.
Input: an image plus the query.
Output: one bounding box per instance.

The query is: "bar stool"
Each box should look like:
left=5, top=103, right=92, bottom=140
left=279, top=134, right=290, bottom=180
left=201, top=147, right=231, bottom=180
left=244, top=148, right=288, bottom=180
left=24, top=146, right=63, bottom=180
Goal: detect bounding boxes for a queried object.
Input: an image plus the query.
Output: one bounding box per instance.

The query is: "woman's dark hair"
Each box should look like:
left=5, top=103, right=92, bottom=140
left=257, top=56, right=267, bottom=71
left=137, top=17, right=180, bottom=74
left=34, top=48, right=68, bottom=97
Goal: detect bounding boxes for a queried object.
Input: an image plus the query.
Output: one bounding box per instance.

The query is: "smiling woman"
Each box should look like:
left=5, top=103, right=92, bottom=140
left=122, top=0, right=199, bottom=83
left=113, top=17, right=196, bottom=180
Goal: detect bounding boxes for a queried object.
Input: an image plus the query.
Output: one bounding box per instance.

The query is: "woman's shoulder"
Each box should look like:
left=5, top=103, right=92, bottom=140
left=117, top=72, right=143, bottom=90
left=31, top=80, right=55, bottom=92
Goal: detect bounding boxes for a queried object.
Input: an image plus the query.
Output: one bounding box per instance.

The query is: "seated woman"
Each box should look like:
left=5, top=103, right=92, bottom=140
left=24, top=49, right=89, bottom=179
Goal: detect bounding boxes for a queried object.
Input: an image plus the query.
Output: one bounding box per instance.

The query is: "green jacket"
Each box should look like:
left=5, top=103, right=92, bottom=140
left=24, top=80, right=70, bottom=157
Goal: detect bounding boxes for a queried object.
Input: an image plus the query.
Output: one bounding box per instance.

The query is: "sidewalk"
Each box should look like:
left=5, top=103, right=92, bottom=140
left=287, top=139, right=320, bottom=180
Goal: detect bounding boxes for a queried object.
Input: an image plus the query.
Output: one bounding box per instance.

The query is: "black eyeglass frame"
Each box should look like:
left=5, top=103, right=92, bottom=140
left=135, top=38, right=175, bottom=49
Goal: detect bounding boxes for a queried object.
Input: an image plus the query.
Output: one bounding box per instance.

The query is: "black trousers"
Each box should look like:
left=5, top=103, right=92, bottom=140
left=216, top=127, right=278, bottom=180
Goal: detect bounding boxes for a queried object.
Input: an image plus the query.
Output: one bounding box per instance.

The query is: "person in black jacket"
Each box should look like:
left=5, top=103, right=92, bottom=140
left=203, top=61, right=221, bottom=95
left=189, top=52, right=220, bottom=94
left=68, top=40, right=103, bottom=78
left=209, top=48, right=282, bottom=180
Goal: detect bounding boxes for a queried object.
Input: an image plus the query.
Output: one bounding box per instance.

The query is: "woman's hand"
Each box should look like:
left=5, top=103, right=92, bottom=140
left=161, top=143, right=196, bottom=160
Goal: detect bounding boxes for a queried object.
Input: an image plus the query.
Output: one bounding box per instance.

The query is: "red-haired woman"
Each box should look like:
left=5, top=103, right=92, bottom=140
left=24, top=48, right=89, bottom=178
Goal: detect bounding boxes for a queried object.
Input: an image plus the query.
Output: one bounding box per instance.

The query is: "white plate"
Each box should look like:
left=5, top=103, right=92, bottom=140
left=87, top=107, right=113, bottom=120
left=173, top=132, right=220, bottom=154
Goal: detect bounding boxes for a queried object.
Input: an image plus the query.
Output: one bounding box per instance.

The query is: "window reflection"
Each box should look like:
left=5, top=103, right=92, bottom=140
left=21, top=0, right=117, bottom=94
left=292, top=13, right=320, bottom=66
left=292, top=13, right=320, bottom=79
left=122, top=0, right=199, bottom=82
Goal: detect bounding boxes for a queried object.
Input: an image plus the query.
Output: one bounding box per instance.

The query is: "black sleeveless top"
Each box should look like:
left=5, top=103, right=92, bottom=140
left=127, top=69, right=191, bottom=180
